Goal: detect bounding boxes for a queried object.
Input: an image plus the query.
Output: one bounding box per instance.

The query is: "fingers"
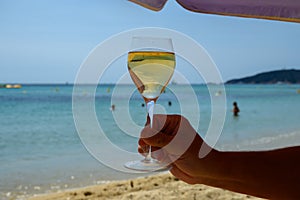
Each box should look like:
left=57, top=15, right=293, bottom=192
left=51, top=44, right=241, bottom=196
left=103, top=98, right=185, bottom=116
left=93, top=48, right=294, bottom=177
left=140, top=114, right=183, bottom=146
left=138, top=141, right=172, bottom=164
left=141, top=114, right=198, bottom=155
left=140, top=126, right=175, bottom=147
left=138, top=144, right=148, bottom=157
left=139, top=114, right=200, bottom=168
left=152, top=114, right=181, bottom=135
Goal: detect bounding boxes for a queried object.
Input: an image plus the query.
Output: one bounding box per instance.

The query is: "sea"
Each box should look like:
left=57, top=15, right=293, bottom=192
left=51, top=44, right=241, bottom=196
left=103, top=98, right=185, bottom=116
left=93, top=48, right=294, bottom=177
left=1, top=84, right=300, bottom=199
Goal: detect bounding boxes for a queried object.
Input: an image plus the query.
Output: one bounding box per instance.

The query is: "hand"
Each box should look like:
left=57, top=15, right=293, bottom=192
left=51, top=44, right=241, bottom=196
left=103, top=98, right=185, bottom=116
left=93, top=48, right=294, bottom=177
left=139, top=114, right=300, bottom=199
left=138, top=114, right=215, bottom=184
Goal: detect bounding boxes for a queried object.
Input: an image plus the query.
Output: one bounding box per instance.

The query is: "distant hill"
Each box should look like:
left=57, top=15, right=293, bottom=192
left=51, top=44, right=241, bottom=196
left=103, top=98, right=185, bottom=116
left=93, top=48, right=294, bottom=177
left=226, top=69, right=300, bottom=84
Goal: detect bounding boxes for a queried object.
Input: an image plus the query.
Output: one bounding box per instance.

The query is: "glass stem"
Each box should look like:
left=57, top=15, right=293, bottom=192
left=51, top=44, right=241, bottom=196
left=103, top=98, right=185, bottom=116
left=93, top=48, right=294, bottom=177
left=144, top=146, right=152, bottom=162
left=146, top=100, right=155, bottom=128
left=145, top=100, right=155, bottom=162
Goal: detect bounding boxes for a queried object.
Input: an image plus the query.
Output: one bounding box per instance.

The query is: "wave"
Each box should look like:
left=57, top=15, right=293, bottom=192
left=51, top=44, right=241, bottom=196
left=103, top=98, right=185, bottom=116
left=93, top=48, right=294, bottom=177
left=218, top=130, right=300, bottom=151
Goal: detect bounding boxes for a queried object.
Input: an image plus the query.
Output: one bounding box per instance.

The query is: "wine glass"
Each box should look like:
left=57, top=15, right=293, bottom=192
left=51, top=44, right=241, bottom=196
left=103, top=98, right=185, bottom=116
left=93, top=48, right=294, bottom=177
left=124, top=36, right=176, bottom=171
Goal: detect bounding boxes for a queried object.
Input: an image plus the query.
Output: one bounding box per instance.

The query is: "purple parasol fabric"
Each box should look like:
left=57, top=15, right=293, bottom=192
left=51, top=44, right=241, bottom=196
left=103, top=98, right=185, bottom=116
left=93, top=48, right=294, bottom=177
left=129, top=0, right=168, bottom=11
left=129, top=0, right=300, bottom=22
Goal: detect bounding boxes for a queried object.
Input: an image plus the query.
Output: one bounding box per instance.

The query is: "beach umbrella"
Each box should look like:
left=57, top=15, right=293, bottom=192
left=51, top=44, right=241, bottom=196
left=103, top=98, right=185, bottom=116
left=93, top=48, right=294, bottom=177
left=129, top=0, right=300, bottom=23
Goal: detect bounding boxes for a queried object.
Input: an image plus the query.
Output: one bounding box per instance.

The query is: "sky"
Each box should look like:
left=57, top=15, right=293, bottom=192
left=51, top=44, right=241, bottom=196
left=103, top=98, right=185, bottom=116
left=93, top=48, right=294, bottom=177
left=0, top=0, right=300, bottom=84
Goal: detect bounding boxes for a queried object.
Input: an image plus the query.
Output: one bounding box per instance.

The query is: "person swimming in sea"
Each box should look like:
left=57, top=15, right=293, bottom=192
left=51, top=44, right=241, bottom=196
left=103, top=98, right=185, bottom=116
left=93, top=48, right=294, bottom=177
left=110, top=104, right=115, bottom=111
left=232, top=101, right=240, bottom=116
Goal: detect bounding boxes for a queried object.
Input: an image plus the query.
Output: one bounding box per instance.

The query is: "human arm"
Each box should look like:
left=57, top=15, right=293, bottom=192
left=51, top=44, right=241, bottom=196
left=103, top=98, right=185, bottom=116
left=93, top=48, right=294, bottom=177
left=138, top=114, right=300, bottom=199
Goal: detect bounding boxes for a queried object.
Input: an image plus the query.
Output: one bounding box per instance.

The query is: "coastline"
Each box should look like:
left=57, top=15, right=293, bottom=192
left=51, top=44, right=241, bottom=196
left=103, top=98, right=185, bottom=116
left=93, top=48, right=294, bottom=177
left=28, top=173, right=263, bottom=200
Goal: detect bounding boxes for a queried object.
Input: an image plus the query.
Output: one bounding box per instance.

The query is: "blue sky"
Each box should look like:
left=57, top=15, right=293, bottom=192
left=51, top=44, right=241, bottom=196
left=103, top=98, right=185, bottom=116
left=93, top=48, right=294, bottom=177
left=0, top=0, right=300, bottom=83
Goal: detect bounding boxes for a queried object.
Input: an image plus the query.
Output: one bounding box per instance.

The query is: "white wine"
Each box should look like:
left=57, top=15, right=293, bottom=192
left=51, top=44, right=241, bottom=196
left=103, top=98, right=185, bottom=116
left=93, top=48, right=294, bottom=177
left=128, top=51, right=176, bottom=102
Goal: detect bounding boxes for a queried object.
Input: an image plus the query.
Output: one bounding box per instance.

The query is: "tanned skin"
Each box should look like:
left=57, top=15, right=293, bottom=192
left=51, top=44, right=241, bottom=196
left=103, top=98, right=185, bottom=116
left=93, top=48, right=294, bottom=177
left=138, top=115, right=300, bottom=200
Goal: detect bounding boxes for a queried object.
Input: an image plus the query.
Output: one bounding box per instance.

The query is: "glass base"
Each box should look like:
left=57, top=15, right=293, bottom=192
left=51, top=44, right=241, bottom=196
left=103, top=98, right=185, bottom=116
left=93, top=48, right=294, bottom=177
left=124, top=159, right=170, bottom=172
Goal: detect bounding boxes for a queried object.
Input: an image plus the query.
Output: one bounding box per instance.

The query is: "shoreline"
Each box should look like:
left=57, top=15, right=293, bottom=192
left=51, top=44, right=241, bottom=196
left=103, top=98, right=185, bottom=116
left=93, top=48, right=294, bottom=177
left=28, top=173, right=263, bottom=200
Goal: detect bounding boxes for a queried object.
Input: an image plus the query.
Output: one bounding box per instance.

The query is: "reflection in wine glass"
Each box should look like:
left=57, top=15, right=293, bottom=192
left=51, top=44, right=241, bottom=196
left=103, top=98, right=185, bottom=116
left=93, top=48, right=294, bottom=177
left=124, top=36, right=176, bottom=171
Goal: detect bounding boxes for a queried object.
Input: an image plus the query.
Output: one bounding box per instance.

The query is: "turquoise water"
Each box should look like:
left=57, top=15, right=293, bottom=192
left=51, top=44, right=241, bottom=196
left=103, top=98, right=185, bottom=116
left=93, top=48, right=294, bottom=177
left=1, top=84, right=300, bottom=199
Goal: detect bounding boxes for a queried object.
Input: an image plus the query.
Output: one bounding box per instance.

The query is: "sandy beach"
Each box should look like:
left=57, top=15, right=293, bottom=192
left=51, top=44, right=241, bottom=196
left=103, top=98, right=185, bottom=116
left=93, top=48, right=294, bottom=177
left=29, top=173, right=263, bottom=200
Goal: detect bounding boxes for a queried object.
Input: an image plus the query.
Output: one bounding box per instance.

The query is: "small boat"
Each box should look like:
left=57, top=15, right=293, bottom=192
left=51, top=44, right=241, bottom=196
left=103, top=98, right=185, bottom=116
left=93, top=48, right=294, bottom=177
left=12, top=84, right=22, bottom=89
left=5, top=84, right=13, bottom=88
left=0, top=84, right=22, bottom=89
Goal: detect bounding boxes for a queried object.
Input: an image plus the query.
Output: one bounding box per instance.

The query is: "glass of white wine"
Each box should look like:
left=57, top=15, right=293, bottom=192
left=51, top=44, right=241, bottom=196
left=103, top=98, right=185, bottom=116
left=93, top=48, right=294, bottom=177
left=124, top=36, right=176, bottom=171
